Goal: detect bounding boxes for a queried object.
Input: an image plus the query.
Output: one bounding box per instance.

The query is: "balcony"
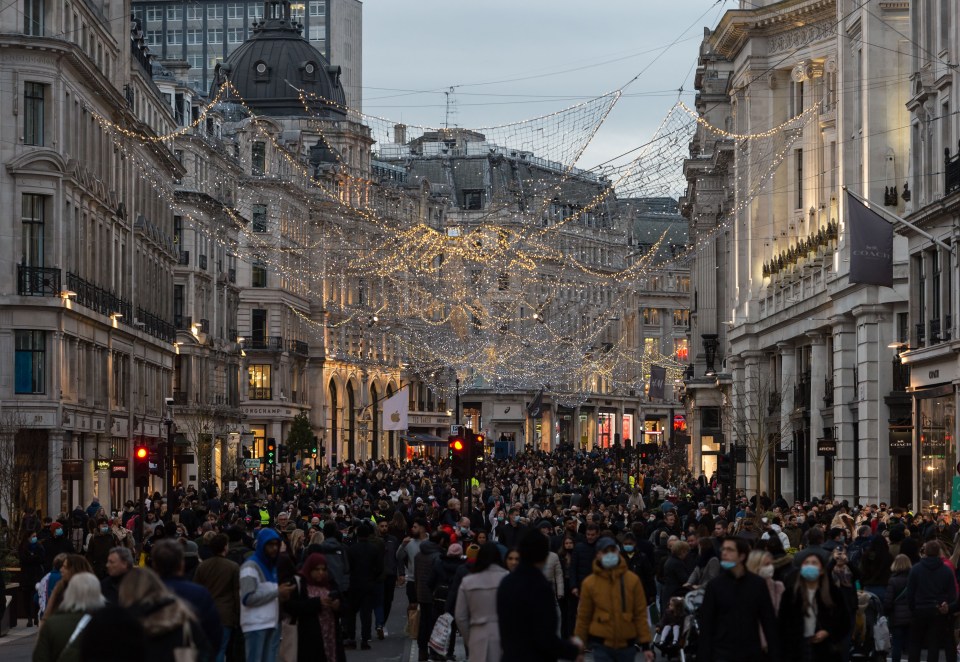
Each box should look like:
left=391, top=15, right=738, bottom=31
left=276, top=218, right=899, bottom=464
left=916, top=322, right=926, bottom=347
left=136, top=307, right=176, bottom=343
left=248, top=387, right=272, bottom=400
left=288, top=339, right=309, bottom=356
left=172, top=391, right=189, bottom=406
left=18, top=265, right=61, bottom=296
left=931, top=318, right=942, bottom=344
left=946, top=145, right=960, bottom=196
left=66, top=272, right=132, bottom=321
left=823, top=377, right=834, bottom=407
left=178, top=251, right=190, bottom=266
left=245, top=336, right=284, bottom=351
left=199, top=318, right=210, bottom=334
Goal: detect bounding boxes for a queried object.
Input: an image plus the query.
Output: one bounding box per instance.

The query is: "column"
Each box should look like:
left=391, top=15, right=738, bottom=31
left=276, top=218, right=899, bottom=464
left=832, top=314, right=857, bottom=500
left=778, top=342, right=796, bottom=503
left=740, top=351, right=763, bottom=496
left=853, top=304, right=893, bottom=503
left=48, top=430, right=64, bottom=518
left=0, top=433, right=14, bottom=524
left=573, top=407, right=582, bottom=450
left=98, top=457, right=112, bottom=514
left=807, top=332, right=828, bottom=499
left=82, top=433, right=97, bottom=507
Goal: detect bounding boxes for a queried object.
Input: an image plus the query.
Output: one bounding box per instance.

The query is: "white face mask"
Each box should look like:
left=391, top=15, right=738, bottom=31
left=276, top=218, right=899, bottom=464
left=758, top=565, right=775, bottom=579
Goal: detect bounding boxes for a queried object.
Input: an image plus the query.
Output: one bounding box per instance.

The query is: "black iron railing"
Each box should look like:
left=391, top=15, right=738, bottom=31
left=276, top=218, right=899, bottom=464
left=136, top=307, right=175, bottom=343
left=18, top=265, right=61, bottom=296
left=288, top=340, right=309, bottom=356
left=245, top=336, right=284, bottom=351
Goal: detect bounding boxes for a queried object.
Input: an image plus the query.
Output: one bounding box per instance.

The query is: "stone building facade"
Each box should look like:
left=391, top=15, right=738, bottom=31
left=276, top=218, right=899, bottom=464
left=683, top=0, right=912, bottom=504
left=0, top=0, right=182, bottom=521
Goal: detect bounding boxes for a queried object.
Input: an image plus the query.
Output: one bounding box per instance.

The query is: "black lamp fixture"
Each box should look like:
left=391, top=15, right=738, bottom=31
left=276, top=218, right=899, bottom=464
left=702, top=333, right=719, bottom=376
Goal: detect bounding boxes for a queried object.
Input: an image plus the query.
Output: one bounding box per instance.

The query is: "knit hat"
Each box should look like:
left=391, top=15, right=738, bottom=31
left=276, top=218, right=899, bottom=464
left=447, top=543, right=463, bottom=557
left=465, top=544, right=480, bottom=563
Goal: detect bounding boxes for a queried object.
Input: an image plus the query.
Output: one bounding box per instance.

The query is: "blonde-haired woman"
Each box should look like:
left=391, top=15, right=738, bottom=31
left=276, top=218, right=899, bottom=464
left=288, top=528, right=306, bottom=564
left=119, top=567, right=212, bottom=662
left=32, top=572, right=104, bottom=662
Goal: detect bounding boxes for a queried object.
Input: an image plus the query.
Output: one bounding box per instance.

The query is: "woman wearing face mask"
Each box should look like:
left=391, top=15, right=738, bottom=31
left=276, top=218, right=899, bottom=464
left=778, top=549, right=851, bottom=662
left=19, top=531, right=46, bottom=626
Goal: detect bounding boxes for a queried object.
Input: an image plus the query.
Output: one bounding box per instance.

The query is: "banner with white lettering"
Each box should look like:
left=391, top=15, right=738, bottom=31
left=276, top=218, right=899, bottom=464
left=649, top=365, right=666, bottom=400
left=847, top=191, right=893, bottom=287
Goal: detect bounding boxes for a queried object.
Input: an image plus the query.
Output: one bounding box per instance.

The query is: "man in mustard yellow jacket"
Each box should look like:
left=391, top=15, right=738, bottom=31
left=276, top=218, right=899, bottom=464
left=574, top=537, right=654, bottom=662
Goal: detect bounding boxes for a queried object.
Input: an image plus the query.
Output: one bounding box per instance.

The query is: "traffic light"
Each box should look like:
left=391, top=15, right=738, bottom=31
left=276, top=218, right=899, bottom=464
left=278, top=444, right=288, bottom=464
left=468, top=431, right=485, bottom=472
left=448, top=434, right=467, bottom=478
left=266, top=438, right=276, bottom=465
left=311, top=436, right=318, bottom=459
left=134, top=444, right=149, bottom=488
left=717, top=452, right=733, bottom=485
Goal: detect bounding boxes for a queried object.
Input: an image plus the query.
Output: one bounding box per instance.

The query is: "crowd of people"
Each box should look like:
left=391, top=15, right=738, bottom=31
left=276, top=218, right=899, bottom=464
left=10, top=445, right=960, bottom=661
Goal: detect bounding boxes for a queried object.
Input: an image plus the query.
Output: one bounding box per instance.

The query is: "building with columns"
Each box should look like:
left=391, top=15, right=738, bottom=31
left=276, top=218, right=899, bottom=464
left=898, top=1, right=960, bottom=512
left=683, top=0, right=912, bottom=504
left=0, top=0, right=182, bottom=523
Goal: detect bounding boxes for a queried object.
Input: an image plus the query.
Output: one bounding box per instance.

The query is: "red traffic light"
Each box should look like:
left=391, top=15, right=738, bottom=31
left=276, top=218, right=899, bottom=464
left=475, top=434, right=485, bottom=444
left=451, top=439, right=464, bottom=451
left=135, top=446, right=148, bottom=459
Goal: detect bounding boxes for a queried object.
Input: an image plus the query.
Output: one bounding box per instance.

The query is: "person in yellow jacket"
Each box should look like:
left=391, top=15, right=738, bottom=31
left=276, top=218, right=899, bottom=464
left=574, top=536, right=654, bottom=662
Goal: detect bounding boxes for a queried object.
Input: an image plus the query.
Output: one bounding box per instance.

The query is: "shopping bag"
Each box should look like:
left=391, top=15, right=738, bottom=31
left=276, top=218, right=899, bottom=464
left=873, top=615, right=891, bottom=652
left=406, top=605, right=420, bottom=639
left=428, top=613, right=454, bottom=655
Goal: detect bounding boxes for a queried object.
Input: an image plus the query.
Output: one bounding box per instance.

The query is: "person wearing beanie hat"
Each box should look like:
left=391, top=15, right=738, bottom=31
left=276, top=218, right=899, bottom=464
left=433, top=537, right=466, bottom=659
left=447, top=543, right=464, bottom=557
left=465, top=544, right=481, bottom=564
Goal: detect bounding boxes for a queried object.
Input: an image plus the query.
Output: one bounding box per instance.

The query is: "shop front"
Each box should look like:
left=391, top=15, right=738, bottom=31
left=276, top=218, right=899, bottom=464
left=914, top=384, right=955, bottom=512
left=490, top=401, right=526, bottom=451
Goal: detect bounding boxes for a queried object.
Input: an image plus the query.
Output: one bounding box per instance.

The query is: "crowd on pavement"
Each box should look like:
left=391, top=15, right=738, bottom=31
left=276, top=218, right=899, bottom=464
left=7, top=444, right=960, bottom=661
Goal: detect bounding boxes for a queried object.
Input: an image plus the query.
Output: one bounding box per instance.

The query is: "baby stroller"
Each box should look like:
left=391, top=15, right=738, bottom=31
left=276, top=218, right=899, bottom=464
left=653, top=588, right=705, bottom=662
left=849, top=591, right=890, bottom=661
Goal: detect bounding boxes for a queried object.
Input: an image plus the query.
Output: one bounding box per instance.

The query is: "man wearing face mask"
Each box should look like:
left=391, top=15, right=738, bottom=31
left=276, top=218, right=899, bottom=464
left=699, top=537, right=779, bottom=661
left=42, top=521, right=75, bottom=570
left=497, top=508, right=527, bottom=549
left=85, top=518, right=118, bottom=578
left=573, top=536, right=654, bottom=661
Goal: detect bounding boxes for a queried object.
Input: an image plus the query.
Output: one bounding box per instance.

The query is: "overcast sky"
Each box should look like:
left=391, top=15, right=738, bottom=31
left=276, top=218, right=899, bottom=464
left=361, top=0, right=724, bottom=169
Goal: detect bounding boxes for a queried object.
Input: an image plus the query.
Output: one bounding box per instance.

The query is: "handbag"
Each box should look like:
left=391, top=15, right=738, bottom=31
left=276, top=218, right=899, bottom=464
left=173, top=621, right=198, bottom=662
left=428, top=613, right=454, bottom=655
left=406, top=605, right=420, bottom=639
left=55, top=614, right=91, bottom=662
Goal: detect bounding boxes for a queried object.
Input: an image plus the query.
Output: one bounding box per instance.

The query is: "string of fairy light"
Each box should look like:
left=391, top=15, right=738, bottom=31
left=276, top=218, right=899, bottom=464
left=89, top=77, right=809, bottom=400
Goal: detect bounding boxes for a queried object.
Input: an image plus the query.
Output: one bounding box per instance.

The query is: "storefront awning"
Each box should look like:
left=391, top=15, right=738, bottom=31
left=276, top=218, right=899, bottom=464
left=400, top=432, right=448, bottom=446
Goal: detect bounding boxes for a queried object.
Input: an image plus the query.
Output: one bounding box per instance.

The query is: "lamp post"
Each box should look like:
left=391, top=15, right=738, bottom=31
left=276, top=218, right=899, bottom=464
left=702, top=334, right=719, bottom=376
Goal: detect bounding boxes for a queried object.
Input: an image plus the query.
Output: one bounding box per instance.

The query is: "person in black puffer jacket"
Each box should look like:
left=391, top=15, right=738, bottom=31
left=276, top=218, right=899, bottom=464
left=905, top=541, right=958, bottom=662
left=344, top=521, right=384, bottom=649
left=883, top=554, right=912, bottom=662
left=414, top=534, right=443, bottom=661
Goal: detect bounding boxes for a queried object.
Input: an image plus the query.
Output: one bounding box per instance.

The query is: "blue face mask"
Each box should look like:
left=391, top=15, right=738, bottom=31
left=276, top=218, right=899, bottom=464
left=800, top=565, right=821, bottom=581
left=601, top=552, right=620, bottom=569
left=30, top=536, right=38, bottom=544
left=54, top=528, right=63, bottom=537
left=623, top=545, right=635, bottom=553
left=720, top=560, right=737, bottom=570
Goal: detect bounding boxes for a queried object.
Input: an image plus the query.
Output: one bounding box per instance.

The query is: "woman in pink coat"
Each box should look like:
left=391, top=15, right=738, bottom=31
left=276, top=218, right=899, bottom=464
left=454, top=543, right=509, bottom=662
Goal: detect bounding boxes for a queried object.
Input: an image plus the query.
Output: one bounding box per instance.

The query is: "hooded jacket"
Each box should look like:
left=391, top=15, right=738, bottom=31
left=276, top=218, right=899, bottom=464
left=239, top=528, right=281, bottom=633
left=907, top=555, right=958, bottom=612
left=574, top=556, right=652, bottom=650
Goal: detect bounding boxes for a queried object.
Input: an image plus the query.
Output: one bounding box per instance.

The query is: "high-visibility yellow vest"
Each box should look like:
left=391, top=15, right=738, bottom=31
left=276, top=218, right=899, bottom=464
left=259, top=508, right=271, bottom=526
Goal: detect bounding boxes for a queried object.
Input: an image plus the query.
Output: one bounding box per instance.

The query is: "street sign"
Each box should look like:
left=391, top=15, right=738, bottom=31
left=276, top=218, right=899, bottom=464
left=228, top=480, right=238, bottom=493
left=244, top=458, right=261, bottom=468
left=450, top=425, right=463, bottom=436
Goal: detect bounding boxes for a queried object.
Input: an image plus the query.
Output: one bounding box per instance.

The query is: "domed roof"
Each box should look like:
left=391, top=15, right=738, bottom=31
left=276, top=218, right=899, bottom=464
left=212, top=0, right=346, bottom=118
